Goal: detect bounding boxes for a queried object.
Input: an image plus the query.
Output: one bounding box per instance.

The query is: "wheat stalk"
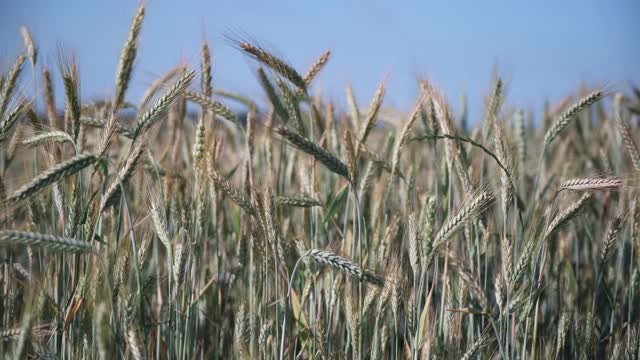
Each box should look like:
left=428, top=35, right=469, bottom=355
left=543, top=90, right=602, bottom=147
left=58, top=51, right=81, bottom=143
left=422, top=80, right=473, bottom=191
left=7, top=153, right=97, bottom=203
left=600, top=217, right=622, bottom=265
left=357, top=76, right=387, bottom=148
left=42, top=68, right=57, bottom=127
left=0, top=100, right=28, bottom=145
left=407, top=212, right=420, bottom=276
left=22, top=130, right=74, bottom=147
left=343, top=129, right=358, bottom=181
left=149, top=192, right=172, bottom=255
left=275, top=126, right=351, bottom=182
left=302, top=50, right=331, bottom=88
left=514, top=110, right=526, bottom=166
left=114, top=4, right=145, bottom=110
left=558, top=177, right=622, bottom=192
left=0, top=231, right=94, bottom=253
left=345, top=84, right=360, bottom=130
left=201, top=40, right=213, bottom=98
left=545, top=192, right=593, bottom=239
left=257, top=67, right=288, bottom=121
left=20, top=26, right=37, bottom=67
left=192, top=115, right=206, bottom=168
left=208, top=165, right=257, bottom=216
left=0, top=54, right=25, bottom=117
left=306, top=249, right=385, bottom=287
left=126, top=327, right=144, bottom=360
left=390, top=93, right=424, bottom=174
left=276, top=79, right=305, bottom=134
left=79, top=116, right=134, bottom=138
left=236, top=40, right=306, bottom=91
left=461, top=326, right=494, bottom=360
left=185, top=90, right=238, bottom=125
left=133, top=70, right=195, bottom=139
left=275, top=195, right=321, bottom=208
left=614, top=93, right=640, bottom=172
left=139, top=65, right=184, bottom=110
left=101, top=140, right=146, bottom=210
left=432, top=190, right=496, bottom=251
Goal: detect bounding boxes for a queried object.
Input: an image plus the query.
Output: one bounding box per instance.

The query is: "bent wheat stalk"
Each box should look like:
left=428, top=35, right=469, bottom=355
left=7, top=153, right=97, bottom=203
left=613, top=93, right=640, bottom=172
left=275, top=195, right=321, bottom=208
left=0, top=230, right=95, bottom=253
left=235, top=40, right=306, bottom=91
left=185, top=91, right=238, bottom=125
left=0, top=54, right=25, bottom=117
left=545, top=192, right=593, bottom=239
left=208, top=165, right=257, bottom=216
left=100, top=140, right=146, bottom=211
left=275, top=126, right=351, bottom=182
left=543, top=91, right=602, bottom=147
left=558, top=177, right=622, bottom=192
left=432, top=190, right=496, bottom=252
left=306, top=249, right=385, bottom=286
left=132, top=69, right=195, bottom=139
left=22, top=130, right=74, bottom=148
left=302, top=50, right=331, bottom=88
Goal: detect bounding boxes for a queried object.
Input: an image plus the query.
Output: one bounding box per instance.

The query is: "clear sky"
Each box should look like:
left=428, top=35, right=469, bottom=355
left=2, top=0, right=639, bottom=122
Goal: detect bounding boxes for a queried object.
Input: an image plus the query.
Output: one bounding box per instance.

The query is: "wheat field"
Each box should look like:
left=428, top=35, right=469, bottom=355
left=1, top=4, right=640, bottom=359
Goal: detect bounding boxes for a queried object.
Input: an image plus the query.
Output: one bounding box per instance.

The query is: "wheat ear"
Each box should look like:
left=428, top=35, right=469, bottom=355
left=305, top=249, right=386, bottom=287
left=558, top=177, right=622, bottom=192
left=543, top=91, right=602, bottom=147
left=7, top=153, right=97, bottom=203
left=114, top=4, right=145, bottom=110
left=614, top=93, right=640, bottom=171
left=433, top=190, right=496, bottom=251
left=0, top=54, right=25, bottom=117
left=133, top=70, right=195, bottom=139
left=236, top=40, right=306, bottom=91
left=275, top=126, right=351, bottom=182
left=0, top=230, right=94, bottom=253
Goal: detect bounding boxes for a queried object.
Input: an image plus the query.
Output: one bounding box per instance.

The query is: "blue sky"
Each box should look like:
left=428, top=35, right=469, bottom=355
left=1, top=0, right=639, bottom=122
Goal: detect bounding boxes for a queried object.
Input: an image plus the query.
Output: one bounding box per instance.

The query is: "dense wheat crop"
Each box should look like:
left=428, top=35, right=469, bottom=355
left=1, top=5, right=640, bottom=359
